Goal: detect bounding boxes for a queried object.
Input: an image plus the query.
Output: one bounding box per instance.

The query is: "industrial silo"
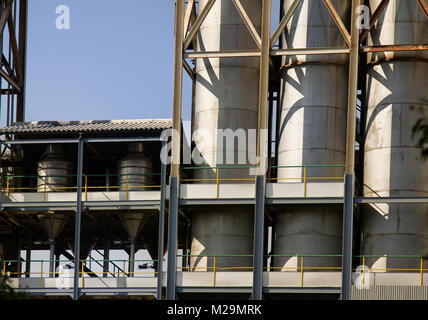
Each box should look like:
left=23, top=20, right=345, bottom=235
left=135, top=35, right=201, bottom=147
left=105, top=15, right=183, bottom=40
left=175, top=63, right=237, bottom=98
left=37, top=144, right=72, bottom=277
left=274, top=0, right=351, bottom=270
left=190, top=0, right=261, bottom=271
left=362, top=0, right=428, bottom=271
left=118, top=143, right=152, bottom=275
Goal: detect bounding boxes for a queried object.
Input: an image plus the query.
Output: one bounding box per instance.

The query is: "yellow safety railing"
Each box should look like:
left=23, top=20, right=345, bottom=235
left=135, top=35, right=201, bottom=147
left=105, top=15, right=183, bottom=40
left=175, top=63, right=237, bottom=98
left=0, top=259, right=158, bottom=288
left=2, top=255, right=426, bottom=289
left=0, top=173, right=162, bottom=202
left=175, top=254, right=427, bottom=288
left=181, top=165, right=345, bottom=198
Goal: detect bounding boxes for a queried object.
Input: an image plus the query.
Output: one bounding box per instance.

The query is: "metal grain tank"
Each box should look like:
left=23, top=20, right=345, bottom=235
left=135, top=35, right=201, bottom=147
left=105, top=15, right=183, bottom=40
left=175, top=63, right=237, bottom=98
left=274, top=0, right=351, bottom=270
left=37, top=144, right=72, bottom=276
left=118, top=143, right=152, bottom=275
left=37, top=144, right=73, bottom=192
left=190, top=0, right=262, bottom=271
left=362, top=0, right=428, bottom=271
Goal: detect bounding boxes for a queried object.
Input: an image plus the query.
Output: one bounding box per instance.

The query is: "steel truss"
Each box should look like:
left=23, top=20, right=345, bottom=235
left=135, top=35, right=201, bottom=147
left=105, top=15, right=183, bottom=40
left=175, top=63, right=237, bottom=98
left=169, top=0, right=428, bottom=301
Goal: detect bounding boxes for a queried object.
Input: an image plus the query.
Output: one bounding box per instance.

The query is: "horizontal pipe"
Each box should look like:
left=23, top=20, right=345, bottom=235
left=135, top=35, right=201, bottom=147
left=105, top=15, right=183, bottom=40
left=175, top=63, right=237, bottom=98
left=184, top=49, right=261, bottom=58
left=1, top=138, right=79, bottom=145
left=271, top=47, right=350, bottom=56
left=0, top=137, right=162, bottom=145
left=361, top=44, right=428, bottom=53
left=355, top=197, right=428, bottom=204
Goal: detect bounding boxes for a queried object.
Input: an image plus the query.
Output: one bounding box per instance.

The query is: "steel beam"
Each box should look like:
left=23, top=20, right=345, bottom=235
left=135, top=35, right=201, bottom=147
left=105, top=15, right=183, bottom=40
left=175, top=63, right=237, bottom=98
left=341, top=173, right=354, bottom=301
left=165, top=0, right=184, bottom=299
left=341, top=0, right=361, bottom=301
left=355, top=197, right=428, bottom=204
left=418, top=0, right=428, bottom=18
left=0, top=137, right=161, bottom=145
left=156, top=139, right=167, bottom=300
left=232, top=0, right=261, bottom=48
left=184, top=49, right=261, bottom=59
left=171, top=0, right=185, bottom=179
left=166, top=176, right=179, bottom=300
left=16, top=0, right=27, bottom=122
left=183, top=0, right=215, bottom=50
left=359, top=0, right=390, bottom=43
left=49, top=239, right=55, bottom=278
left=72, top=136, right=84, bottom=300
left=360, top=44, right=428, bottom=53
left=271, top=47, right=350, bottom=56
left=0, top=0, right=12, bottom=37
left=323, top=0, right=351, bottom=47
left=270, top=0, right=302, bottom=48
left=129, top=239, right=136, bottom=277
left=252, top=0, right=271, bottom=301
left=183, top=0, right=195, bottom=36
left=252, top=176, right=266, bottom=300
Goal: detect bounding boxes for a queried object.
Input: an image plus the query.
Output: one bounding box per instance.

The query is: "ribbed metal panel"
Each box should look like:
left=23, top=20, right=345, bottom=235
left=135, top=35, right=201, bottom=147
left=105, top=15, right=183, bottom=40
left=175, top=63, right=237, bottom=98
left=0, top=119, right=172, bottom=134
left=351, top=286, right=428, bottom=300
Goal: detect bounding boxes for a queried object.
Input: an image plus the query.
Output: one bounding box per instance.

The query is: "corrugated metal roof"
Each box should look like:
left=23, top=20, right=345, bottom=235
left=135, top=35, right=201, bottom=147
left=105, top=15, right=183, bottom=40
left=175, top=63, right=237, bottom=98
left=0, top=119, right=172, bottom=134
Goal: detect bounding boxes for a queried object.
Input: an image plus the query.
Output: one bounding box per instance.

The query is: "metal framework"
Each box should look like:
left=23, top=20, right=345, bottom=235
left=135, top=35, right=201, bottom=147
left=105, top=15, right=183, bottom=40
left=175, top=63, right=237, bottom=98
left=169, top=0, right=428, bottom=301
left=0, top=0, right=27, bottom=125
left=0, top=0, right=427, bottom=301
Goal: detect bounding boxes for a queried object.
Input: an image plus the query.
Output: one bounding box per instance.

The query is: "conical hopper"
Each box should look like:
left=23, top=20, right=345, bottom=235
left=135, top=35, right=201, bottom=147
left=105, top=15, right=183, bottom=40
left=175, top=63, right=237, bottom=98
left=39, top=212, right=69, bottom=277
left=39, top=212, right=69, bottom=241
left=118, top=213, right=148, bottom=240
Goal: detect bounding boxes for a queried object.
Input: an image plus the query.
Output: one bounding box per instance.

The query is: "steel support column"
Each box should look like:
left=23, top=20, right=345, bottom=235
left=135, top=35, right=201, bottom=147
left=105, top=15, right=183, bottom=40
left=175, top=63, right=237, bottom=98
left=73, top=136, right=84, bottom=301
left=157, top=138, right=168, bottom=300
left=16, top=0, right=28, bottom=122
left=49, top=239, right=55, bottom=278
left=252, top=175, right=266, bottom=300
left=25, top=236, right=31, bottom=278
left=341, top=0, right=360, bottom=301
left=166, top=0, right=185, bottom=301
left=252, top=0, right=271, bottom=301
left=129, top=238, right=136, bottom=277
left=166, top=176, right=179, bottom=301
left=103, top=232, right=110, bottom=278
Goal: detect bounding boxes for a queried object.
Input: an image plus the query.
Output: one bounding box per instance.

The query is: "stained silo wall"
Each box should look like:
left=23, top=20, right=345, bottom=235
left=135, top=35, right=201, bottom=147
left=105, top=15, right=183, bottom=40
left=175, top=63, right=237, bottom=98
left=362, top=0, right=428, bottom=271
left=274, top=0, right=351, bottom=270
left=190, top=0, right=261, bottom=270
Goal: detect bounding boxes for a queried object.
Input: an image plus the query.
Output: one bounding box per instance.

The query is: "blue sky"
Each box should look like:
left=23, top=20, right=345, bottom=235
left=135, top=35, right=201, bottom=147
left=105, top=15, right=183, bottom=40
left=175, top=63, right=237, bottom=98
left=23, top=0, right=192, bottom=122
left=16, top=1, right=280, bottom=123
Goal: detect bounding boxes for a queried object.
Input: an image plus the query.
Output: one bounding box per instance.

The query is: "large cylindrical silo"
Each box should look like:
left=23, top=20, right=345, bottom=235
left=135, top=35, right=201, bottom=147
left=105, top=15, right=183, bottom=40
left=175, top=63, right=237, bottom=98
left=190, top=0, right=261, bottom=271
left=362, top=0, right=428, bottom=271
left=118, top=143, right=152, bottom=275
left=274, top=0, right=351, bottom=270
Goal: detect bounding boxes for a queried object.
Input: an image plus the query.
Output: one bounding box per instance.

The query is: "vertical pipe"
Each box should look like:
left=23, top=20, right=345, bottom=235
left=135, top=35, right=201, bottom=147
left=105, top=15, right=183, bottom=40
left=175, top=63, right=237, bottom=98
left=166, top=0, right=185, bottom=301
left=253, top=175, right=266, bottom=300
left=128, top=238, right=135, bottom=277
left=16, top=0, right=27, bottom=122
left=166, top=176, right=179, bottom=301
left=73, top=136, right=84, bottom=301
left=341, top=0, right=360, bottom=301
left=103, top=233, right=110, bottom=278
left=252, top=0, right=271, bottom=301
left=49, top=239, right=55, bottom=278
left=55, top=252, right=60, bottom=277
left=157, top=139, right=167, bottom=300
left=16, top=236, right=22, bottom=277
left=25, top=237, right=31, bottom=278
left=171, top=0, right=185, bottom=179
